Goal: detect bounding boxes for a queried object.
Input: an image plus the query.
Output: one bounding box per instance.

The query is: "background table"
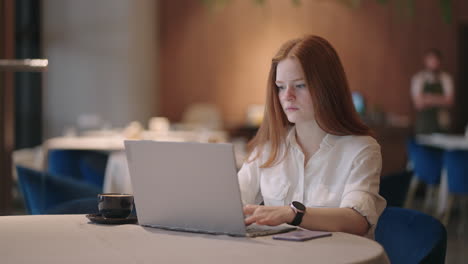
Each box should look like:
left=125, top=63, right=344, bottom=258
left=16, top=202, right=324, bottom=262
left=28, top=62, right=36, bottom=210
left=0, top=215, right=389, bottom=264
left=41, top=130, right=232, bottom=193
left=416, top=133, right=468, bottom=219
left=416, top=133, right=468, bottom=150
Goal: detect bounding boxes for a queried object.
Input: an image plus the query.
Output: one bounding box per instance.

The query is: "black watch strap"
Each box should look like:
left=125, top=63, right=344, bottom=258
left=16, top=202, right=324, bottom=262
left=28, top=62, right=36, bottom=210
left=289, top=201, right=306, bottom=226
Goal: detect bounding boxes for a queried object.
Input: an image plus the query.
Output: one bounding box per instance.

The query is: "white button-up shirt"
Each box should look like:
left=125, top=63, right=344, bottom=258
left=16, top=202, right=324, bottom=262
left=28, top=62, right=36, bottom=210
left=238, top=126, right=386, bottom=238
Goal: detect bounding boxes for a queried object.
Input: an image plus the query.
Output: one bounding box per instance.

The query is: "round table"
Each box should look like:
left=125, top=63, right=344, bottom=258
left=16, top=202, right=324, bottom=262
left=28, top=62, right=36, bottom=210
left=0, top=215, right=389, bottom=264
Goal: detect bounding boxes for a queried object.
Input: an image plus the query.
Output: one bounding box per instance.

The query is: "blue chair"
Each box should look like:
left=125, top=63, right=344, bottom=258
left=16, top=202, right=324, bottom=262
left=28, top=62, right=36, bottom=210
left=47, top=150, right=108, bottom=189
left=407, top=139, right=444, bottom=185
left=440, top=150, right=468, bottom=226
left=47, top=150, right=84, bottom=180
left=444, top=150, right=468, bottom=194
left=405, top=139, right=444, bottom=212
left=16, top=166, right=101, bottom=214
left=379, top=170, right=412, bottom=207
left=46, top=198, right=138, bottom=217
left=46, top=198, right=99, bottom=215
left=376, top=207, right=447, bottom=264
left=79, top=151, right=108, bottom=188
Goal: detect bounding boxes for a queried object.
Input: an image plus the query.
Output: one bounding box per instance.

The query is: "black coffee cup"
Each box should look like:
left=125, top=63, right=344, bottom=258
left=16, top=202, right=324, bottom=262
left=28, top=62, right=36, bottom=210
left=98, top=193, right=134, bottom=219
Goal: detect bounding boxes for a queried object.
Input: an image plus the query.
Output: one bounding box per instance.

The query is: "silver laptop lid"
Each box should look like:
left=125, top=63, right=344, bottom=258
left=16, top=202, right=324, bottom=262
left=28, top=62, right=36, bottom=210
left=124, top=140, right=247, bottom=236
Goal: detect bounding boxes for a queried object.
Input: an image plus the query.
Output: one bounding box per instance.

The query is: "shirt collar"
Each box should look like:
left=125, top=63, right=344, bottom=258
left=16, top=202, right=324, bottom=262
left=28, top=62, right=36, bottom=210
left=286, top=125, right=336, bottom=153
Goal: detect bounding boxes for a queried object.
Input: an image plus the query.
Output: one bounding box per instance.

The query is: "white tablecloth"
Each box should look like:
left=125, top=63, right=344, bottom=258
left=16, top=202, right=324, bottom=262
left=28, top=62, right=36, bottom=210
left=42, top=130, right=230, bottom=194
left=0, top=215, right=389, bottom=264
left=43, top=130, right=229, bottom=153
left=416, top=133, right=468, bottom=150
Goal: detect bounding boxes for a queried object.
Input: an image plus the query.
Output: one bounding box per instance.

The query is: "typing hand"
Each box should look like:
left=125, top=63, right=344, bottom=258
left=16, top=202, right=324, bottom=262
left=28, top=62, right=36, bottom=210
left=243, top=204, right=295, bottom=226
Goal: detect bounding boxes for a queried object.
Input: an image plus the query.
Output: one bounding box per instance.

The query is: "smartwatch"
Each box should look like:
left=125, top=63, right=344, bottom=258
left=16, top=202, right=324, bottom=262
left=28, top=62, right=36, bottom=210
left=289, top=201, right=306, bottom=226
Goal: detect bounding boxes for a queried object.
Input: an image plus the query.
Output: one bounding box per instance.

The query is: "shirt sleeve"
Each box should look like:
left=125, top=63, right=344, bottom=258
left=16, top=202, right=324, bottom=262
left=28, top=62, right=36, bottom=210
left=339, top=144, right=387, bottom=231
left=237, top=150, right=262, bottom=206
left=411, top=72, right=424, bottom=99
left=440, top=72, right=454, bottom=97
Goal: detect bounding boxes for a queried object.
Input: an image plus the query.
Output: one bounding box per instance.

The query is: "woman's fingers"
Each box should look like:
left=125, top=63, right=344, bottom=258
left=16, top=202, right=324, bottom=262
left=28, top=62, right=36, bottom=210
left=243, top=204, right=259, bottom=216
left=244, top=215, right=257, bottom=225
left=243, top=205, right=288, bottom=226
left=244, top=204, right=260, bottom=225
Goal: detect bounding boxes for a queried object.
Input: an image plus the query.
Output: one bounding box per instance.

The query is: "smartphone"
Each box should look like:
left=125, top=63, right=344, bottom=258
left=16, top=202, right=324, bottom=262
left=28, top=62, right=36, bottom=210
left=272, top=230, right=332, bottom=241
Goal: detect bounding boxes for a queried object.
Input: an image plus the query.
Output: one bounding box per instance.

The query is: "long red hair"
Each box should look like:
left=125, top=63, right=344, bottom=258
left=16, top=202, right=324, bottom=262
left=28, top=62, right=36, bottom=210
left=247, top=35, right=372, bottom=168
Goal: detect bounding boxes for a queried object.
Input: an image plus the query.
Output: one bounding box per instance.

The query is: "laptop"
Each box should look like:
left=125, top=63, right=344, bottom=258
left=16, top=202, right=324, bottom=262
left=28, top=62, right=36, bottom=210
left=124, top=140, right=296, bottom=237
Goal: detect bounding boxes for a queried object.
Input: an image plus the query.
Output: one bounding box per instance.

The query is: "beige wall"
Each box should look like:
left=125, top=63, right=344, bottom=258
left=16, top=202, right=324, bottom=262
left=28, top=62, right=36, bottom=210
left=160, top=0, right=468, bottom=129
left=43, top=0, right=159, bottom=137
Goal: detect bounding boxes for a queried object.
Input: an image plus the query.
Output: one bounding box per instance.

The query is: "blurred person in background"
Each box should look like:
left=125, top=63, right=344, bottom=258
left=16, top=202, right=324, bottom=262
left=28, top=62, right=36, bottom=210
left=238, top=35, right=386, bottom=239
left=411, top=49, right=454, bottom=134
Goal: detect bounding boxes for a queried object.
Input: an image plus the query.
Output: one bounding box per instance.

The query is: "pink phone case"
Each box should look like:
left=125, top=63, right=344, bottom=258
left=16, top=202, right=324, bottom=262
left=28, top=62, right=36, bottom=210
left=272, top=230, right=332, bottom=241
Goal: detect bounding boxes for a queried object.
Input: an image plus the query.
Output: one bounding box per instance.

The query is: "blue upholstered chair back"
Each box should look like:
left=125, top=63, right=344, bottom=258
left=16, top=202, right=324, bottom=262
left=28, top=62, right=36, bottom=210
left=47, top=150, right=83, bottom=180
left=46, top=198, right=99, bottom=215
left=379, top=171, right=412, bottom=207
left=444, top=150, right=468, bottom=194
left=79, top=151, right=108, bottom=188
left=16, top=166, right=101, bottom=214
left=47, top=150, right=108, bottom=189
left=376, top=207, right=447, bottom=264
left=406, top=139, right=444, bottom=185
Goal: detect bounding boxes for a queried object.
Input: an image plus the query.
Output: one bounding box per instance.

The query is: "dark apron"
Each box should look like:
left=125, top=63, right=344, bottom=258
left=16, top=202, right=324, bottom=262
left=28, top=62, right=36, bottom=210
left=415, top=81, right=445, bottom=134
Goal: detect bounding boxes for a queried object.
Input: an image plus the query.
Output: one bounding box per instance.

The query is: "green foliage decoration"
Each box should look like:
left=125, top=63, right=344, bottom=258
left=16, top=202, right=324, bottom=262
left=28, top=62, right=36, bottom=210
left=200, top=0, right=453, bottom=23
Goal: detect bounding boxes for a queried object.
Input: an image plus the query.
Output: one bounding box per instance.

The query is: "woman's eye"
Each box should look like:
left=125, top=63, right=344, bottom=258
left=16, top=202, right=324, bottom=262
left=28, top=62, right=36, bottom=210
left=277, top=85, right=285, bottom=90
left=296, top=84, right=306, bottom=88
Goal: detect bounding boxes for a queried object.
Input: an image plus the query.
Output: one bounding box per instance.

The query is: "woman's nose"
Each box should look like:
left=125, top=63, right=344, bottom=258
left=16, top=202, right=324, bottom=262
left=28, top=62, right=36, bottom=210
left=285, top=86, right=295, bottom=100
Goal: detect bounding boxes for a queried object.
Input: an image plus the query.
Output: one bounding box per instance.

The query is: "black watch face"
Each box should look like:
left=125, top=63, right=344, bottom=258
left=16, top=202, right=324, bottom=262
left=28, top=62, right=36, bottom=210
left=292, top=201, right=306, bottom=211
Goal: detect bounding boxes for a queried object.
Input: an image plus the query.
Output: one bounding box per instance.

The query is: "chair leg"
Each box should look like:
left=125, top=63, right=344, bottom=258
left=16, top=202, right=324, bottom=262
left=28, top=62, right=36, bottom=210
left=406, top=161, right=413, bottom=171
left=423, top=185, right=439, bottom=215
left=442, top=194, right=455, bottom=226
left=404, top=175, right=419, bottom=209
left=457, top=195, right=468, bottom=236
left=423, top=185, right=433, bottom=214
left=436, top=170, right=449, bottom=218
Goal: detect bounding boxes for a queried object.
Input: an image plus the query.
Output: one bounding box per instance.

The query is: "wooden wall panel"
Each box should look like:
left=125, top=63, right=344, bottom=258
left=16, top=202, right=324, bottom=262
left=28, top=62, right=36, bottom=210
left=159, top=0, right=468, bottom=129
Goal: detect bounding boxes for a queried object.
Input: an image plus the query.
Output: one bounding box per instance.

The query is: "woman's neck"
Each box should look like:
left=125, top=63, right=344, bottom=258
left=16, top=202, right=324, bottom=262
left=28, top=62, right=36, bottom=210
left=295, top=120, right=327, bottom=162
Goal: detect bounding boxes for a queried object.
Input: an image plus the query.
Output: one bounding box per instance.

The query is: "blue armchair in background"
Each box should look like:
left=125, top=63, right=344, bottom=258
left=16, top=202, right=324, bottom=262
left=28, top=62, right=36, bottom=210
left=47, top=150, right=108, bottom=189
left=79, top=151, right=108, bottom=188
left=405, top=139, right=444, bottom=213
left=376, top=207, right=447, bottom=264
left=440, top=150, right=468, bottom=227
left=379, top=170, right=412, bottom=207
left=47, top=150, right=84, bottom=180
left=16, top=166, right=101, bottom=214
left=46, top=197, right=99, bottom=215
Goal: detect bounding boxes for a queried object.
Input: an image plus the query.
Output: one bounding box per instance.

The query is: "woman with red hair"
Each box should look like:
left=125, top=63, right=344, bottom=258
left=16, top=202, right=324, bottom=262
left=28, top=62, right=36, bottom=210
left=239, top=35, right=386, bottom=239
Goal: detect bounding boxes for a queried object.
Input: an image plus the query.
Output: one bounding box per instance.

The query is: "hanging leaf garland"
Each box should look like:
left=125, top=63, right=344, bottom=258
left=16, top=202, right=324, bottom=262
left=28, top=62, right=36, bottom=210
left=200, top=0, right=453, bottom=23
left=440, top=0, right=453, bottom=24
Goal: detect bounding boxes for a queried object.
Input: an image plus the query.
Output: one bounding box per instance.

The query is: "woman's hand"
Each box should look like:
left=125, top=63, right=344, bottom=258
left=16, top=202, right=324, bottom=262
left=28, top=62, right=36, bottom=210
left=243, top=204, right=295, bottom=226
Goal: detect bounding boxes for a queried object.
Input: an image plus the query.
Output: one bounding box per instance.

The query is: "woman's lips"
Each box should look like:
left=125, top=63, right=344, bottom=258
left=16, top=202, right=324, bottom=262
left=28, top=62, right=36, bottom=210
left=285, top=107, right=299, bottom=111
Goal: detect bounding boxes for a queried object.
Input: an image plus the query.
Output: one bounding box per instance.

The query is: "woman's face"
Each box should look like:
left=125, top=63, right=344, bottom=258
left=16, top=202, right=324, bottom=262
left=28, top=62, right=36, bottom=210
left=424, top=54, right=440, bottom=71
left=276, top=57, right=315, bottom=124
